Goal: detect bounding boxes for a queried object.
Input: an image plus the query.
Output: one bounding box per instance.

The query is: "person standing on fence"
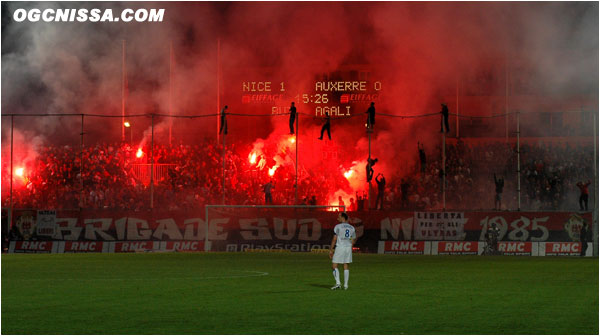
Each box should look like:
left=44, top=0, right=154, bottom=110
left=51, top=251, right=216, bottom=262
left=318, top=112, right=331, bottom=140
left=219, top=105, right=228, bottom=135
left=338, top=196, right=345, bottom=209
left=440, top=103, right=450, bottom=133
left=263, top=180, right=274, bottom=204
left=418, top=142, right=426, bottom=173
left=356, top=192, right=365, bottom=211
left=401, top=179, right=410, bottom=209
left=375, top=173, right=386, bottom=210
left=329, top=212, right=356, bottom=290
left=365, top=102, right=375, bottom=130
left=494, top=173, right=504, bottom=210
left=580, top=222, right=589, bottom=257
left=366, top=157, right=377, bottom=183
left=289, top=102, right=297, bottom=135
left=349, top=197, right=357, bottom=211
left=576, top=180, right=591, bottom=211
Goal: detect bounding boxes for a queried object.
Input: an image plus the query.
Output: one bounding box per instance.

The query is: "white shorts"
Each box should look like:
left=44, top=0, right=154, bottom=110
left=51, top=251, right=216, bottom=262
left=332, top=246, right=352, bottom=264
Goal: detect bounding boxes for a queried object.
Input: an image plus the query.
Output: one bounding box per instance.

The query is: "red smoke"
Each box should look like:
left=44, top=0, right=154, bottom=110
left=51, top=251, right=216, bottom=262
left=1, top=2, right=596, bottom=207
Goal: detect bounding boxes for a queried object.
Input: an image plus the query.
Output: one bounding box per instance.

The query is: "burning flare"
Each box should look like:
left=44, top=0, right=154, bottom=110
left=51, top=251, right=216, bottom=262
left=249, top=152, right=257, bottom=164
left=15, top=167, right=24, bottom=177
left=136, top=148, right=144, bottom=158
left=268, top=165, right=277, bottom=176
left=344, top=170, right=354, bottom=179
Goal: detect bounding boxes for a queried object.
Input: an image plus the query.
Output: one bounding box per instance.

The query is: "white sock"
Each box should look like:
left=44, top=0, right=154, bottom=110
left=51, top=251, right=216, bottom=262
left=344, top=270, right=349, bottom=287
left=332, top=269, right=340, bottom=285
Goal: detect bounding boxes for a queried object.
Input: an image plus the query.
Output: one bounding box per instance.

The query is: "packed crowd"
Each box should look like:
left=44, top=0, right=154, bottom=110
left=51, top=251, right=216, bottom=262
left=0, top=140, right=350, bottom=211
left=393, top=140, right=594, bottom=211
left=1, top=139, right=594, bottom=212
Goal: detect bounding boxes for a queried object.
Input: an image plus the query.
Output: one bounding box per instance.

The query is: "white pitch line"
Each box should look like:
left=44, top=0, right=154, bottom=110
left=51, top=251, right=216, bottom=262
left=4, top=270, right=269, bottom=281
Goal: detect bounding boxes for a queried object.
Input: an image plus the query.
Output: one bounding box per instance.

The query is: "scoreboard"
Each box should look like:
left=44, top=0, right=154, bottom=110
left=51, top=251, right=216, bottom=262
left=241, top=80, right=382, bottom=116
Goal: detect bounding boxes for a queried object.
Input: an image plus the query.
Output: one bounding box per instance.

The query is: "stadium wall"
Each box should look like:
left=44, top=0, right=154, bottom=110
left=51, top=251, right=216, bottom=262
left=5, top=209, right=594, bottom=256
left=378, top=241, right=593, bottom=256
left=8, top=240, right=593, bottom=256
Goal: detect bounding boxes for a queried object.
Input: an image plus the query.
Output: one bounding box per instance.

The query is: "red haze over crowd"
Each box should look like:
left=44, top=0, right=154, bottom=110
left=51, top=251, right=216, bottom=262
left=1, top=2, right=597, bottom=209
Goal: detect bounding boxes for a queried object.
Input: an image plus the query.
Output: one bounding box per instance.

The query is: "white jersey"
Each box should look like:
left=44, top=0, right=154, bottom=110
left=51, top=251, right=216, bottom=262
left=334, top=223, right=356, bottom=248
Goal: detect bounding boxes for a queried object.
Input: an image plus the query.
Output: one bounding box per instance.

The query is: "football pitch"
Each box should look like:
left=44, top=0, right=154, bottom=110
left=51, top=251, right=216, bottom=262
left=2, top=252, right=598, bottom=335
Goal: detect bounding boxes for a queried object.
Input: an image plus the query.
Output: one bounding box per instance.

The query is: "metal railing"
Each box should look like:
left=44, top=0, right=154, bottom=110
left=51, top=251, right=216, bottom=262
left=131, top=164, right=176, bottom=186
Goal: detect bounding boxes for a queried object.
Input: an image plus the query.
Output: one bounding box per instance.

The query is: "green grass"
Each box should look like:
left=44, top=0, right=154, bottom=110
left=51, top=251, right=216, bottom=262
left=1, top=252, right=598, bottom=334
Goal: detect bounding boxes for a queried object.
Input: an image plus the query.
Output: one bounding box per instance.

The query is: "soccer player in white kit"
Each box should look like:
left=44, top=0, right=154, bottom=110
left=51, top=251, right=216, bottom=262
left=329, top=212, right=356, bottom=290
